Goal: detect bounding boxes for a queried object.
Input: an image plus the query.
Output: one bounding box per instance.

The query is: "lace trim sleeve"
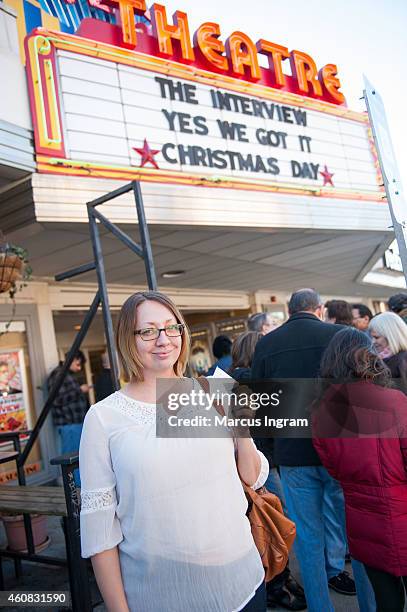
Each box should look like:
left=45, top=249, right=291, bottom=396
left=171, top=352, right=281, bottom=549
left=251, top=448, right=269, bottom=491
left=80, top=486, right=116, bottom=514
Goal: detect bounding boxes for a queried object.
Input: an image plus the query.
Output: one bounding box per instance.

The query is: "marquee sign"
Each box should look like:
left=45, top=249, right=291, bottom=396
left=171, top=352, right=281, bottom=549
left=57, top=1, right=345, bottom=105
left=25, top=15, right=383, bottom=200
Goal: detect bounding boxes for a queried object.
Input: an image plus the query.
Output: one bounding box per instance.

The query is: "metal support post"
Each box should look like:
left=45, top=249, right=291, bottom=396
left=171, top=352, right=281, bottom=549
left=133, top=181, right=157, bottom=290
left=364, top=77, right=407, bottom=284
left=51, top=454, right=92, bottom=612
left=87, top=208, right=120, bottom=390
left=19, top=292, right=101, bottom=465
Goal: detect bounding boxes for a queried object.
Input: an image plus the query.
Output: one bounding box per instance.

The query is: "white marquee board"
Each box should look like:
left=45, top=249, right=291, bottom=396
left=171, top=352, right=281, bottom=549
left=54, top=50, right=380, bottom=195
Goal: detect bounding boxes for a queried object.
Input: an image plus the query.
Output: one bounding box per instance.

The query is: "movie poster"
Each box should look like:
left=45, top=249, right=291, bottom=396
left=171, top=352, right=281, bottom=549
left=0, top=349, right=29, bottom=433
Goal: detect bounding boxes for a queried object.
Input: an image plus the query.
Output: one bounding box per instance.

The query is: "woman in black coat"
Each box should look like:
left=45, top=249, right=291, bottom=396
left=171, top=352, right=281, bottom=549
left=230, top=330, right=306, bottom=611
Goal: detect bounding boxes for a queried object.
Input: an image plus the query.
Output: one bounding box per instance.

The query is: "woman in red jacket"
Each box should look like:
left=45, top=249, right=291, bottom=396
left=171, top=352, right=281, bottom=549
left=313, top=327, right=407, bottom=612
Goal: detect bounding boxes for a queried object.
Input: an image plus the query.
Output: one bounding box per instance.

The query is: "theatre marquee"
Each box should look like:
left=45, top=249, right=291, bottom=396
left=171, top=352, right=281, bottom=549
left=25, top=5, right=383, bottom=202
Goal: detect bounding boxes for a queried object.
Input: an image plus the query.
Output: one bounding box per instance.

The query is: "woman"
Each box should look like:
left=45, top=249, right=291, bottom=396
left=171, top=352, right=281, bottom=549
left=230, top=331, right=306, bottom=612
left=79, top=291, right=269, bottom=612
left=229, top=330, right=286, bottom=506
left=369, top=311, right=407, bottom=392
left=229, top=331, right=284, bottom=503
left=229, top=331, right=263, bottom=383
left=313, top=327, right=407, bottom=612
left=324, top=299, right=353, bottom=326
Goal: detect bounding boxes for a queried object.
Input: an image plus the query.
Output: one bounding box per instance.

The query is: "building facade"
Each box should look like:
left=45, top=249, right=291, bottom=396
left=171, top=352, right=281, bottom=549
left=0, top=0, right=397, bottom=481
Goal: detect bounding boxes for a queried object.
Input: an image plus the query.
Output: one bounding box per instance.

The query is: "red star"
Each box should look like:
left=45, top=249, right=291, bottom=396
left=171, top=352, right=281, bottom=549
left=320, top=165, right=334, bottom=187
left=133, top=139, right=160, bottom=169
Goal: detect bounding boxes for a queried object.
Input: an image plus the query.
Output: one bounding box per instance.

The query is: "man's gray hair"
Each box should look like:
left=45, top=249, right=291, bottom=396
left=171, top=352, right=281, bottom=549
left=288, top=289, right=322, bottom=315
left=248, top=312, right=268, bottom=332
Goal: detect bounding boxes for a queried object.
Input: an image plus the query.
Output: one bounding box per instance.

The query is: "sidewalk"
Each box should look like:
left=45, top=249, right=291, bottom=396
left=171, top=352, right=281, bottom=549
left=0, top=517, right=102, bottom=612
left=1, top=516, right=361, bottom=612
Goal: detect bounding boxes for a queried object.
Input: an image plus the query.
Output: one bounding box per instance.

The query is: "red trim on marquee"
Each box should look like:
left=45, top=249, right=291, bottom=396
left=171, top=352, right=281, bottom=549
left=77, top=19, right=345, bottom=106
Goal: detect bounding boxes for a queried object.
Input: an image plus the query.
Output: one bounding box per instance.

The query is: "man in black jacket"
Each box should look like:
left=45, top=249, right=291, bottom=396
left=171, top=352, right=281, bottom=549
left=252, top=289, right=356, bottom=611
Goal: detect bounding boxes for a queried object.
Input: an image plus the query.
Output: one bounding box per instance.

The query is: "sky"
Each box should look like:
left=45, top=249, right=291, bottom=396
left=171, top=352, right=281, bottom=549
left=160, top=0, right=407, bottom=197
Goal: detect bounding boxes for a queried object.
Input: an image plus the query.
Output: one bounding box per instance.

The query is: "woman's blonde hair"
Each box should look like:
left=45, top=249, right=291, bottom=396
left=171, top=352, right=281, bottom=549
left=116, top=291, right=190, bottom=382
left=368, top=311, right=407, bottom=355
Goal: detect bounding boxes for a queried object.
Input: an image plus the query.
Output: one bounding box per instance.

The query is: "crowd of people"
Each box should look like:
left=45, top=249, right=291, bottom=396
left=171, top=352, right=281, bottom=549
left=46, top=289, right=407, bottom=611
left=211, top=290, right=407, bottom=611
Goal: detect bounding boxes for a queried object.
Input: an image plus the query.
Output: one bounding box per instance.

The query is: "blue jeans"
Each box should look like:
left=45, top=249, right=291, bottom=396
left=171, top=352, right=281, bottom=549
left=58, top=423, right=83, bottom=487
left=324, top=470, right=375, bottom=612
left=264, top=467, right=287, bottom=513
left=279, top=466, right=375, bottom=612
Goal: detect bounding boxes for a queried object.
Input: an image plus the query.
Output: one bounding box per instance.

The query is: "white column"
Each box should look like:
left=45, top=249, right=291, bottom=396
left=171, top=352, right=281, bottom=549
left=34, top=284, right=59, bottom=377
left=248, top=291, right=264, bottom=313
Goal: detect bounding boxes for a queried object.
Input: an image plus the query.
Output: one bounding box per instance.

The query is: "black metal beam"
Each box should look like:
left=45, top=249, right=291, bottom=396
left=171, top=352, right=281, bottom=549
left=50, top=452, right=79, bottom=467
left=20, top=181, right=157, bottom=468
left=60, top=459, right=92, bottom=612
left=132, top=181, right=158, bottom=290
left=91, top=208, right=143, bottom=258
left=20, top=181, right=157, bottom=470
left=55, top=262, right=96, bottom=282
left=87, top=182, right=133, bottom=207
left=88, top=208, right=120, bottom=391
left=19, top=292, right=101, bottom=465
left=0, top=550, right=67, bottom=566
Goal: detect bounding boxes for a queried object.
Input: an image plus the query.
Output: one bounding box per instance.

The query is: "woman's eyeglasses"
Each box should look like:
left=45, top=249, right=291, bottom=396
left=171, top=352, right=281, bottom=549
left=134, top=323, right=185, bottom=341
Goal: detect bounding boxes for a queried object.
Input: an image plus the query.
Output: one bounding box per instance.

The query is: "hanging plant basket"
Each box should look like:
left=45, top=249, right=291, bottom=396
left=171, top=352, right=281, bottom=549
left=0, top=252, right=24, bottom=295
left=0, top=238, right=33, bottom=337
left=0, top=241, right=32, bottom=300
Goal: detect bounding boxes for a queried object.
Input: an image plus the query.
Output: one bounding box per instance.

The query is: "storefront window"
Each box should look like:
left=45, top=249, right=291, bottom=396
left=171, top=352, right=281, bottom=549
left=215, top=318, right=247, bottom=340
left=264, top=305, right=287, bottom=326
left=0, top=321, right=42, bottom=482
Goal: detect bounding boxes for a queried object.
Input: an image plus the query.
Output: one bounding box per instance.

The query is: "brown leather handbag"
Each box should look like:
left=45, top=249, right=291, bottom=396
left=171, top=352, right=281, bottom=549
left=242, top=483, right=296, bottom=582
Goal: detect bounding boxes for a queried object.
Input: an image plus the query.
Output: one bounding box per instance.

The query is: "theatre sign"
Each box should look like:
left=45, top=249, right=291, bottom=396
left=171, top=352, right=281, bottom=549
left=25, top=2, right=383, bottom=201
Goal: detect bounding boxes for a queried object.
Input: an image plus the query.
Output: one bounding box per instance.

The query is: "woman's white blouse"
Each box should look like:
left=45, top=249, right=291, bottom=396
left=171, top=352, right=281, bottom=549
left=79, top=389, right=268, bottom=612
